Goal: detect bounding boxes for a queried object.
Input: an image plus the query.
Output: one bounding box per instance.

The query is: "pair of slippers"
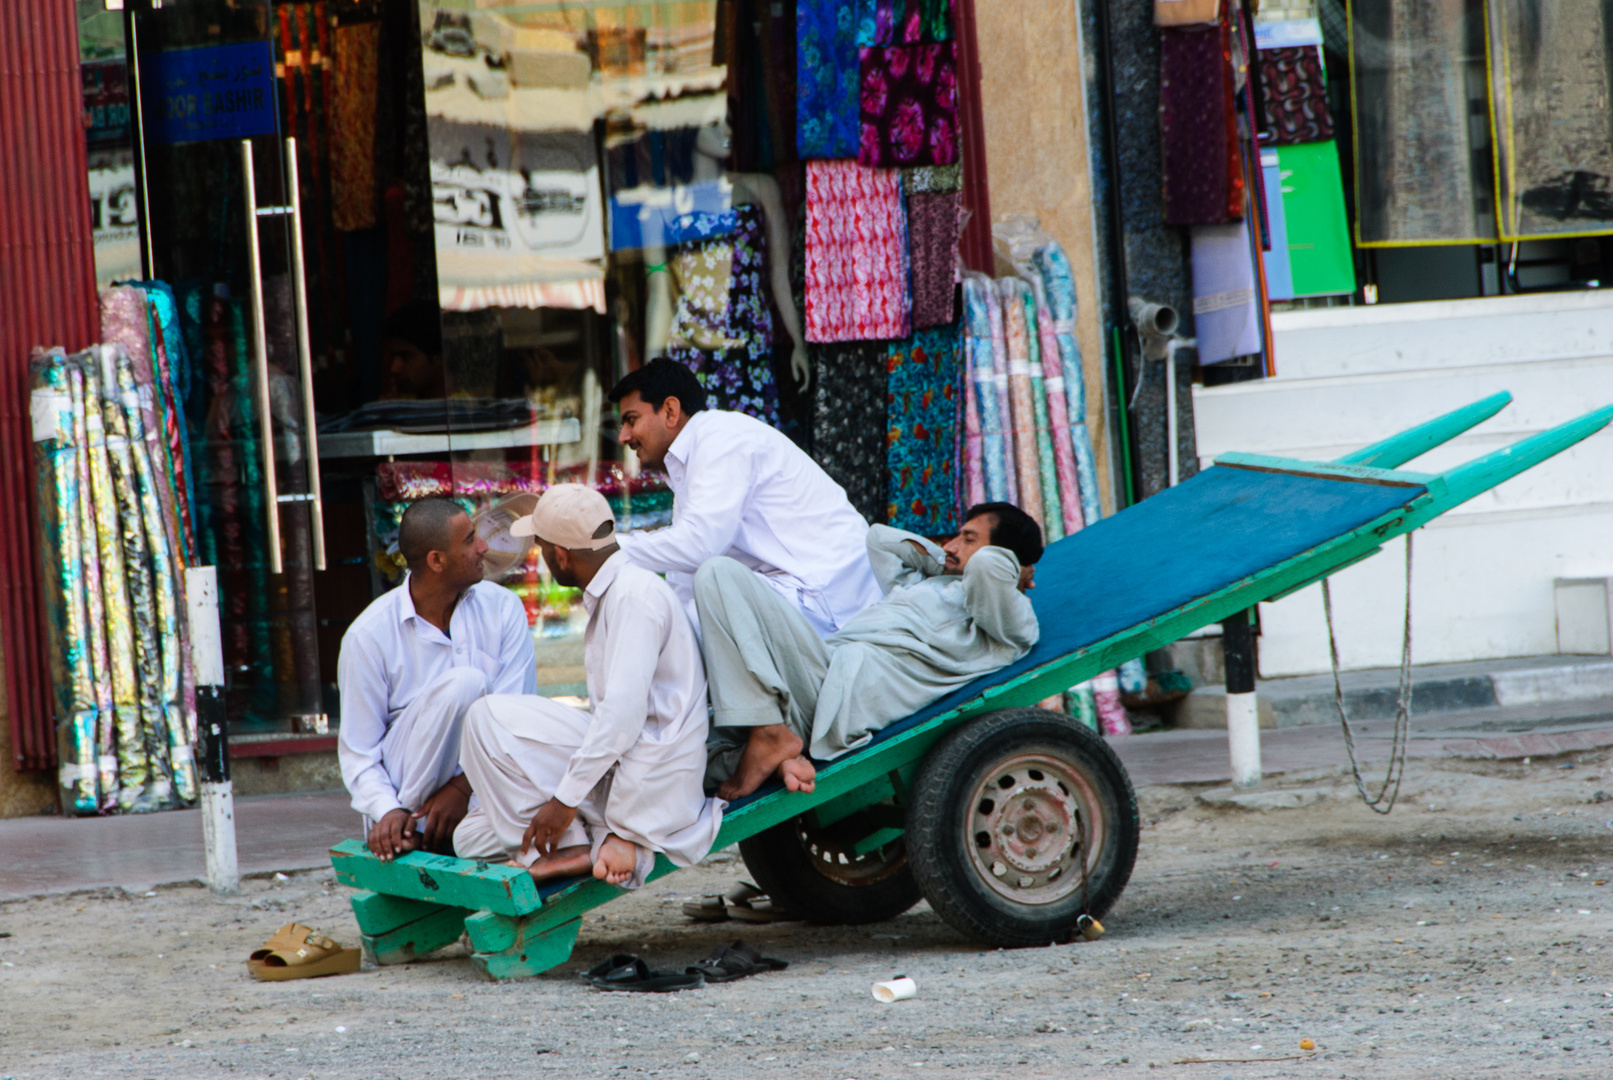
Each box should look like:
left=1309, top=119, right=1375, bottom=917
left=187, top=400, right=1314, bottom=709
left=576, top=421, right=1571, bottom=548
left=584, top=941, right=788, bottom=993
left=681, top=882, right=794, bottom=924
left=246, top=923, right=361, bottom=981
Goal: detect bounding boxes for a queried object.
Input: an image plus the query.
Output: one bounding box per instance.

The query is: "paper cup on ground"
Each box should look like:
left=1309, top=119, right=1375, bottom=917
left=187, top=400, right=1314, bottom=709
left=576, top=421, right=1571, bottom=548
left=871, top=976, right=917, bottom=1002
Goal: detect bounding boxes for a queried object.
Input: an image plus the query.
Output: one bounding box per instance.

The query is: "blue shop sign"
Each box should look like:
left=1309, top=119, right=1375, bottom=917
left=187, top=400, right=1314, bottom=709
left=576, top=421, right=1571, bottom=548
left=144, top=42, right=277, bottom=145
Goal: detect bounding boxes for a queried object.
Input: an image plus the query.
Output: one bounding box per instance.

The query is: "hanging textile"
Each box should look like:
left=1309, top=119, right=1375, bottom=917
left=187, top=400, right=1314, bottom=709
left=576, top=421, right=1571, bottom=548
left=960, top=278, right=1004, bottom=502
left=797, top=0, right=862, bottom=158
left=1258, top=45, right=1333, bottom=146
left=856, top=0, right=954, bottom=45
left=811, top=341, right=888, bottom=524
left=1191, top=221, right=1263, bottom=364
left=906, top=188, right=962, bottom=328
left=804, top=159, right=912, bottom=342
left=1159, top=17, right=1243, bottom=226
left=66, top=361, right=116, bottom=810
left=997, top=279, right=1043, bottom=526
left=885, top=323, right=962, bottom=534
left=857, top=41, right=960, bottom=169
left=331, top=19, right=381, bottom=231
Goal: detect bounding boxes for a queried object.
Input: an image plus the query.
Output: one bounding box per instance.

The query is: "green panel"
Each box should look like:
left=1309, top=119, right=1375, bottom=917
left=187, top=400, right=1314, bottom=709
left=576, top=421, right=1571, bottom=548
left=360, top=903, right=471, bottom=966
left=464, top=910, right=521, bottom=954
left=330, top=839, right=541, bottom=916
left=349, top=890, right=452, bottom=936
left=851, top=827, right=906, bottom=857
left=1277, top=141, right=1355, bottom=297
left=811, top=773, right=897, bottom=828
left=470, top=917, right=582, bottom=981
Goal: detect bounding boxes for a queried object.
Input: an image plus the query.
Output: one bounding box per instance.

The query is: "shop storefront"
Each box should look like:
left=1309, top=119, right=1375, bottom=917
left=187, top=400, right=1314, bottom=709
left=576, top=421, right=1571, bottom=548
left=4, top=0, right=1127, bottom=815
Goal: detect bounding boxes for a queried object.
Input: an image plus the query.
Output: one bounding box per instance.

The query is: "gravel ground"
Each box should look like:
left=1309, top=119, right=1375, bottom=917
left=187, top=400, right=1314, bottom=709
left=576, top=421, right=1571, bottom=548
left=2, top=748, right=1611, bottom=1080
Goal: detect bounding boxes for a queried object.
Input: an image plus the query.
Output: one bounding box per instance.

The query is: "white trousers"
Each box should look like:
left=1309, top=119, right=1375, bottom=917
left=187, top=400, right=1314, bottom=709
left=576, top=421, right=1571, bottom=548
left=363, top=668, right=488, bottom=835
left=453, top=694, right=723, bottom=890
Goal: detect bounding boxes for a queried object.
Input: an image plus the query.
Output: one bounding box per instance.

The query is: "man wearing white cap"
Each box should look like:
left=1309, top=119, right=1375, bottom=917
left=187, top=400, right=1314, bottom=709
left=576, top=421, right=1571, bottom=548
left=452, top=484, right=722, bottom=888
left=608, top=358, right=882, bottom=638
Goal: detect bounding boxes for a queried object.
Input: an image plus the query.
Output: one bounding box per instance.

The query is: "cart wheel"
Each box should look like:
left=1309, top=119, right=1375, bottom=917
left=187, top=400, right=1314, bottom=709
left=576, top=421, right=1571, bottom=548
left=737, top=806, right=922, bottom=926
left=906, top=708, right=1139, bottom=948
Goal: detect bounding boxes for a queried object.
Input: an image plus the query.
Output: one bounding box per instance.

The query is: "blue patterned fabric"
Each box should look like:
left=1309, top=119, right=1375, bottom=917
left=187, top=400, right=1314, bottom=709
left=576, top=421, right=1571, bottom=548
left=886, top=323, right=962, bottom=534
left=797, top=0, right=861, bottom=159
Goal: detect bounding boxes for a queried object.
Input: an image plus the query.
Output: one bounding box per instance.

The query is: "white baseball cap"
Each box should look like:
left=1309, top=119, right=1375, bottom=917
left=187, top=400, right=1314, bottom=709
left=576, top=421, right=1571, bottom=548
left=510, top=483, right=617, bottom=550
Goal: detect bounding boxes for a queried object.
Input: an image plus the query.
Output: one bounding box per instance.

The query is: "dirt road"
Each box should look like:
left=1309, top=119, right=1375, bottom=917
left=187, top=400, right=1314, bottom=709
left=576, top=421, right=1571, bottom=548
left=2, top=749, right=1609, bottom=1079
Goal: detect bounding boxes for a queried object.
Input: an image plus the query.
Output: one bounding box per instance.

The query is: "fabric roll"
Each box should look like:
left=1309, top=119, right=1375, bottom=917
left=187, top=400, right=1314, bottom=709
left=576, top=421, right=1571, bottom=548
left=856, top=0, right=954, bottom=45
left=139, top=284, right=198, bottom=564
left=74, top=352, right=145, bottom=809
left=797, top=0, right=862, bottom=158
left=906, top=189, right=961, bottom=329
left=1033, top=242, right=1095, bottom=532
left=960, top=278, right=1007, bottom=501
left=1159, top=20, right=1241, bottom=226
left=1070, top=421, right=1103, bottom=535
left=858, top=41, right=959, bottom=169
left=31, top=352, right=99, bottom=814
left=1019, top=285, right=1064, bottom=542
left=962, top=331, right=985, bottom=507
left=67, top=360, right=115, bottom=810
left=804, top=160, right=911, bottom=342
left=811, top=341, right=889, bottom=524
left=983, top=277, right=1017, bottom=502
left=885, top=323, right=962, bottom=534
left=998, top=280, right=1042, bottom=525
left=331, top=20, right=381, bottom=231
left=1028, top=278, right=1081, bottom=536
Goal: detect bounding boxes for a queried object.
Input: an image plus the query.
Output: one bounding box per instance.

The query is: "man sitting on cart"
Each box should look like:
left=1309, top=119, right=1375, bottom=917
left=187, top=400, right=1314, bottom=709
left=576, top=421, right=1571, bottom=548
left=698, top=503, right=1043, bottom=799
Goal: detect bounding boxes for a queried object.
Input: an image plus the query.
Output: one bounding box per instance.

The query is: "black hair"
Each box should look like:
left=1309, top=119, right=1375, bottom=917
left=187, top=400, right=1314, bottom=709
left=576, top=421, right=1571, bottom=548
left=607, top=357, right=708, bottom=415
left=398, top=497, right=468, bottom=571
left=964, top=502, right=1044, bottom=566
left=381, top=300, right=443, bottom=356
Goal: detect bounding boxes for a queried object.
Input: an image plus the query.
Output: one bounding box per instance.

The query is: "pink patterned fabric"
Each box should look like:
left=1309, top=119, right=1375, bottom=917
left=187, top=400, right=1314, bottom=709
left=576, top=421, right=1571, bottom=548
left=858, top=42, right=959, bottom=169
left=805, top=160, right=912, bottom=343
left=983, top=279, right=1016, bottom=501
left=1032, top=280, right=1084, bottom=534
left=963, top=333, right=985, bottom=506
left=999, top=280, right=1043, bottom=526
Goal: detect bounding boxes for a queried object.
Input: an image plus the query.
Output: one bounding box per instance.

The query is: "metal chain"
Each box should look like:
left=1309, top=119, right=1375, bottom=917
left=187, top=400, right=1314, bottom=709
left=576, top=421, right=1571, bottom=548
left=1320, top=532, right=1414, bottom=814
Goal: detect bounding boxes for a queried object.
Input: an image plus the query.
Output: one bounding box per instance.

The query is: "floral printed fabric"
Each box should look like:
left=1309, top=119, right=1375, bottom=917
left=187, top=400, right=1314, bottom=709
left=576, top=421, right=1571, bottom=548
left=330, top=21, right=380, bottom=231
left=886, top=323, right=962, bottom=534
left=859, top=42, right=959, bottom=169
left=812, top=341, right=889, bottom=524
left=906, top=190, right=961, bottom=328
left=855, top=0, right=954, bottom=46
left=1258, top=45, right=1333, bottom=146
left=804, top=160, right=912, bottom=342
left=797, top=0, right=862, bottom=159
left=666, top=203, right=780, bottom=426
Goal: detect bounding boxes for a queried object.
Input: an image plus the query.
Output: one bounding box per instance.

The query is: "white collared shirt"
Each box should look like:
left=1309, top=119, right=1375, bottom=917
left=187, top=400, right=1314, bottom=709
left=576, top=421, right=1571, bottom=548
left=554, top=550, right=709, bottom=807
left=337, top=577, right=537, bottom=821
left=617, top=409, right=882, bottom=636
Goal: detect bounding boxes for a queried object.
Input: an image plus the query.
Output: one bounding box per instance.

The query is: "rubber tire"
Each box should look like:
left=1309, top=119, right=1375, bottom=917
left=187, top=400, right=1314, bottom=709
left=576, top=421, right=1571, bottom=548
left=738, top=811, right=923, bottom=926
left=906, top=708, right=1139, bottom=948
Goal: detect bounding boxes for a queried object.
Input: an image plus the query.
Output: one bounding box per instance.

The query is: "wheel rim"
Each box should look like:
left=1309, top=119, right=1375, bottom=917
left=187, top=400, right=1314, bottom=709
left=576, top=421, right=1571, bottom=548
left=965, top=750, right=1106, bottom=906
left=793, top=816, right=908, bottom=887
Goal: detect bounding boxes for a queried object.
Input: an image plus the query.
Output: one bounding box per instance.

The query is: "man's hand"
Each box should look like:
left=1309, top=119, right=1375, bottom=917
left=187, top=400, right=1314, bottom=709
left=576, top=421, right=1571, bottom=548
left=521, top=797, right=578, bottom=859
left=413, top=775, right=472, bottom=855
left=367, top=807, right=417, bottom=862
left=1017, top=564, right=1036, bottom=593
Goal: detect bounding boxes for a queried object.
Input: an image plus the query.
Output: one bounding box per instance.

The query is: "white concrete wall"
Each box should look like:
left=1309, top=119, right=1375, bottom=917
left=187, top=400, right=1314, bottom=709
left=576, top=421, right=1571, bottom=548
left=1192, top=291, right=1613, bottom=677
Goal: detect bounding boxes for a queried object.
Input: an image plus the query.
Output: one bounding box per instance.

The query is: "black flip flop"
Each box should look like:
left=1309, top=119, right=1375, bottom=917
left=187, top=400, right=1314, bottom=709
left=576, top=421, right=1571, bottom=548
left=685, top=940, right=789, bottom=984
left=583, top=954, right=706, bottom=993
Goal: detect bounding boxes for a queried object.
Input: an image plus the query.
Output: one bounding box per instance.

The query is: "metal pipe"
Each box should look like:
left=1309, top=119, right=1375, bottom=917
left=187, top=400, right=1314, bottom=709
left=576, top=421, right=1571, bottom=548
left=1223, top=608, right=1261, bottom=787
left=239, top=139, right=283, bottom=574
left=282, top=137, right=326, bottom=570
left=1164, top=336, right=1195, bottom=487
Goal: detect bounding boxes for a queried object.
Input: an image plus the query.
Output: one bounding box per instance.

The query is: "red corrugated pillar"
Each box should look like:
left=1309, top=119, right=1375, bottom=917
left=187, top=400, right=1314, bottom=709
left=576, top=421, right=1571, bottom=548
left=0, top=4, right=100, bottom=774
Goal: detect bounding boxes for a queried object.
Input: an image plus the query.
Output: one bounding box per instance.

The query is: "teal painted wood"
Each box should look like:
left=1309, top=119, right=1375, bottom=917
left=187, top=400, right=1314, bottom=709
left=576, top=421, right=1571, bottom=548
left=330, top=402, right=1613, bottom=962
left=360, top=903, right=471, bottom=966
left=1335, top=392, right=1511, bottom=469
left=330, top=839, right=541, bottom=916
left=470, top=917, right=582, bottom=981
left=349, top=890, right=452, bottom=936
left=810, top=773, right=898, bottom=828
left=463, top=910, right=521, bottom=954
left=1215, top=453, right=1441, bottom=493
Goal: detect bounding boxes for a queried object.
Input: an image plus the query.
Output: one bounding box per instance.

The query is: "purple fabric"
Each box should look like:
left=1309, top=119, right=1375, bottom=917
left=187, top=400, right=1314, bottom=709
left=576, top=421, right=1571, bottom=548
left=1160, top=24, right=1234, bottom=226
left=858, top=41, right=959, bottom=169
left=907, top=190, right=961, bottom=328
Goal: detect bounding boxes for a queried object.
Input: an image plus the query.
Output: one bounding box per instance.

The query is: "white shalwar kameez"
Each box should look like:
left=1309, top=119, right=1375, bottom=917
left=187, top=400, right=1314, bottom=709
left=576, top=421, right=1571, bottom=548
left=453, top=552, right=722, bottom=890
left=337, top=578, right=537, bottom=828
left=615, top=408, right=882, bottom=638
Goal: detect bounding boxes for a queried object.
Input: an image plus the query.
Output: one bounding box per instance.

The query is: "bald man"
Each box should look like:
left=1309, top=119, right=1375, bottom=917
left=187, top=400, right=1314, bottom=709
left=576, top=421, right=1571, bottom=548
left=337, top=497, right=537, bottom=860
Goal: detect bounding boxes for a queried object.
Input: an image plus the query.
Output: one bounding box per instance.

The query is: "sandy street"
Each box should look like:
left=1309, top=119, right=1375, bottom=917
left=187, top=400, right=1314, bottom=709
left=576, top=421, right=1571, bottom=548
left=2, top=748, right=1610, bottom=1080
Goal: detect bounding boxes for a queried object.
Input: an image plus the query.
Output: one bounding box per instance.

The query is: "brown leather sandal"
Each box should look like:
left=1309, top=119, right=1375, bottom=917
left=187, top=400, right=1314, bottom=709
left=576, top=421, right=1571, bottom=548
left=247, top=924, right=361, bottom=981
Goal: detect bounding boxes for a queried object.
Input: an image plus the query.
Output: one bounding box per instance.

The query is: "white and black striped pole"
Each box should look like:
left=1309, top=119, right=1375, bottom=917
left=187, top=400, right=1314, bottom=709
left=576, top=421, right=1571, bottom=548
left=1223, top=607, right=1261, bottom=788
left=187, top=567, right=238, bottom=894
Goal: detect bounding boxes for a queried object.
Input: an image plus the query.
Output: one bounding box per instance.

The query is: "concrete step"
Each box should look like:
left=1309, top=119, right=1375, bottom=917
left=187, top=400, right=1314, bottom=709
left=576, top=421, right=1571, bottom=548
left=1174, top=654, right=1613, bottom=729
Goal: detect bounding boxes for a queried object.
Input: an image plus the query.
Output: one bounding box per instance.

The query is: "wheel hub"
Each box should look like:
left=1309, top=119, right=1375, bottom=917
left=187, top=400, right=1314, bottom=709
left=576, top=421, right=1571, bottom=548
left=966, top=752, right=1103, bottom=906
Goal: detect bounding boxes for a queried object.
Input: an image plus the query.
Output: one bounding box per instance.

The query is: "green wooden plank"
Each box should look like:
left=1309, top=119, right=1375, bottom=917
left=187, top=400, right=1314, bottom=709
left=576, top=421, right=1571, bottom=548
left=329, top=839, right=541, bottom=916
left=1215, top=452, right=1441, bottom=493
left=811, top=773, right=896, bottom=828
left=1437, top=405, right=1613, bottom=506
left=470, top=917, right=583, bottom=981
left=349, top=890, right=452, bottom=936
left=463, top=910, right=521, bottom=954
left=1335, top=392, right=1511, bottom=469
left=851, top=827, right=905, bottom=857
left=360, top=903, right=471, bottom=966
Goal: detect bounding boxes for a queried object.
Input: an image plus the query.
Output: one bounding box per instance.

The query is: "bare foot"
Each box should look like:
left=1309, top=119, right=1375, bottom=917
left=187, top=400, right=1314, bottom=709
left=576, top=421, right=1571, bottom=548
left=778, top=754, right=816, bottom=794
left=509, top=845, right=592, bottom=883
left=716, top=724, right=804, bottom=800
left=593, top=833, right=640, bottom=886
